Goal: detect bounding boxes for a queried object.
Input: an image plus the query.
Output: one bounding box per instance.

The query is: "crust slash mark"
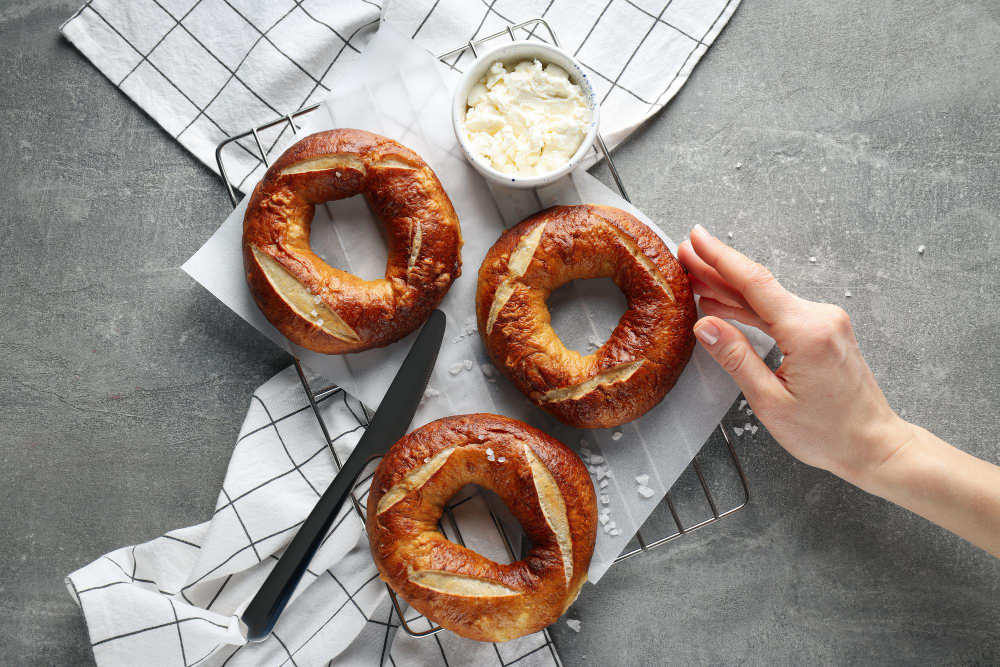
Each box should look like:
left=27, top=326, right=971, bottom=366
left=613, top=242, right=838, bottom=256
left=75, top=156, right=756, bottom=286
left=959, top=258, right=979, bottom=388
left=408, top=570, right=519, bottom=597
left=523, top=444, right=573, bottom=586
left=486, top=222, right=548, bottom=334
left=251, top=246, right=359, bottom=342
left=538, top=359, right=645, bottom=403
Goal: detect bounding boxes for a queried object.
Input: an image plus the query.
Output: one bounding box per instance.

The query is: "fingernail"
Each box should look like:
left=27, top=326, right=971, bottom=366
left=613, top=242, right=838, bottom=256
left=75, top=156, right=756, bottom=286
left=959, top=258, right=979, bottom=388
left=693, top=223, right=709, bottom=237
left=694, top=320, right=721, bottom=346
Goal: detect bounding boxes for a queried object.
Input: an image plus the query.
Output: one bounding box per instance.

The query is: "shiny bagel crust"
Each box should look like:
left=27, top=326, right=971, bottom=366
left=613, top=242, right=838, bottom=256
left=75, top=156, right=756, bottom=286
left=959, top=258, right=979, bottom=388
left=243, top=129, right=462, bottom=354
left=366, top=414, right=597, bottom=642
left=476, top=205, right=696, bottom=428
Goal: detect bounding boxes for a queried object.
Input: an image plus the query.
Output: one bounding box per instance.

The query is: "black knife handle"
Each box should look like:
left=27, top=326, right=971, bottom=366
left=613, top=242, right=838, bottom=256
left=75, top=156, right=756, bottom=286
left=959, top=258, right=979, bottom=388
left=241, top=452, right=367, bottom=641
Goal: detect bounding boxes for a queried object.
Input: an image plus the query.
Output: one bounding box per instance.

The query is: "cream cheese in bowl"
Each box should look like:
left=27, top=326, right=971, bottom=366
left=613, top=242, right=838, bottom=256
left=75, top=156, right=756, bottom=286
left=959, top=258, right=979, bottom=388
left=452, top=42, right=600, bottom=189
left=464, top=59, right=592, bottom=177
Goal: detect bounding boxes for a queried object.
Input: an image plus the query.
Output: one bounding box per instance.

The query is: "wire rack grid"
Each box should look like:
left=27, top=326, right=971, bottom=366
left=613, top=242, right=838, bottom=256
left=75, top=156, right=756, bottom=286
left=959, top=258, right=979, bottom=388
left=215, top=18, right=751, bottom=646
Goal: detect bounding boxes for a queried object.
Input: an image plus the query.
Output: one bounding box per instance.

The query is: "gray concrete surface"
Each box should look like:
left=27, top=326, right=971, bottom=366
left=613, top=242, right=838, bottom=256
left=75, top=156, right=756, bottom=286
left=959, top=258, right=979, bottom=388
left=2, top=0, right=998, bottom=665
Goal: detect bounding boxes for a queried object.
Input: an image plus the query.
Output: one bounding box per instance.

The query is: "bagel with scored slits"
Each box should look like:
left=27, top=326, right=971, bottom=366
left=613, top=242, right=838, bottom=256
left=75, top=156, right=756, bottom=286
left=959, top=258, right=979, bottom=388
left=366, top=413, right=597, bottom=643
left=242, top=129, right=462, bottom=354
left=476, top=204, right=696, bottom=429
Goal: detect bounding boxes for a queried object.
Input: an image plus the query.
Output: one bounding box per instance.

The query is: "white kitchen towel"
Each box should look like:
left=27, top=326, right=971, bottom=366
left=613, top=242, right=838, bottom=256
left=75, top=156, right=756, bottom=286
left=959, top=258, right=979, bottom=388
left=61, top=0, right=743, bottom=195
left=66, top=366, right=562, bottom=666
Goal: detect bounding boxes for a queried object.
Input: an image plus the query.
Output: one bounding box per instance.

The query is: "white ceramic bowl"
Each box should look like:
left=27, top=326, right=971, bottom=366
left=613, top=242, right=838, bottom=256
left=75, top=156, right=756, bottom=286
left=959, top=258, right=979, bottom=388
left=451, top=41, right=600, bottom=189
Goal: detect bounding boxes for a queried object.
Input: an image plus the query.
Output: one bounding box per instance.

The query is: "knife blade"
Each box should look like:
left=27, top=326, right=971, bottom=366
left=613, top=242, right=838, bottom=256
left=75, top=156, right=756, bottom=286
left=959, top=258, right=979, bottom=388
left=240, top=309, right=446, bottom=642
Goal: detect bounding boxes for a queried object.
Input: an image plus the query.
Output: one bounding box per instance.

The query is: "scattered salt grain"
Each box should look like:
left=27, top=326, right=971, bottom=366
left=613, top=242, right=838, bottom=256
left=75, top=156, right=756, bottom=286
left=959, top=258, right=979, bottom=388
left=449, top=363, right=464, bottom=374
left=599, top=514, right=609, bottom=525
left=635, top=474, right=649, bottom=486
left=738, top=399, right=747, bottom=410
left=604, top=524, right=612, bottom=533
left=610, top=528, right=621, bottom=536
left=463, top=359, right=473, bottom=370
left=600, top=495, right=610, bottom=504
left=735, top=162, right=742, bottom=169
left=590, top=455, right=604, bottom=464
left=481, top=364, right=495, bottom=377
left=566, top=619, right=582, bottom=633
left=310, top=309, right=318, bottom=317
left=487, top=455, right=495, bottom=462
left=611, top=431, right=622, bottom=441
left=588, top=465, right=597, bottom=475
left=607, top=521, right=616, bottom=530
left=596, top=468, right=609, bottom=481
left=498, top=456, right=506, bottom=463
left=424, top=457, right=430, bottom=463
left=313, top=295, right=321, bottom=304
left=751, top=425, right=759, bottom=435
left=747, top=409, right=753, bottom=416
left=315, top=319, right=324, bottom=326
left=917, top=245, right=925, bottom=254
left=809, top=256, right=817, bottom=263
left=485, top=448, right=493, bottom=456
left=423, top=387, right=439, bottom=398
left=599, top=479, right=608, bottom=489
left=728, top=231, right=734, bottom=239
left=733, top=427, right=744, bottom=436
left=744, top=422, right=751, bottom=430
left=845, top=290, right=852, bottom=297
left=638, top=486, right=654, bottom=498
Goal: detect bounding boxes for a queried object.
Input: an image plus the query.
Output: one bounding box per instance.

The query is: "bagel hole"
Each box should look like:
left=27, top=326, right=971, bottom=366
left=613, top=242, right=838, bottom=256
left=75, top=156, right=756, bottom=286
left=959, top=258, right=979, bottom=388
left=309, top=196, right=388, bottom=281
left=547, top=277, right=627, bottom=354
left=439, top=485, right=529, bottom=564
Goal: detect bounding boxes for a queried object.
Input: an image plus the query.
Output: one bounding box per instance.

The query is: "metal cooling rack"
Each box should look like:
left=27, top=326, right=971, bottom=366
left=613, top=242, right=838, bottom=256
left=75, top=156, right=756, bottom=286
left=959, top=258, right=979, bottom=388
left=215, top=18, right=751, bottom=645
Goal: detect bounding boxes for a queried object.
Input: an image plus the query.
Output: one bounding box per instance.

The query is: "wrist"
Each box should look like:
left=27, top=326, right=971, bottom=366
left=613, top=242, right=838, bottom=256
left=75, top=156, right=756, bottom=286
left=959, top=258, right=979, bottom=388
left=833, top=415, right=919, bottom=493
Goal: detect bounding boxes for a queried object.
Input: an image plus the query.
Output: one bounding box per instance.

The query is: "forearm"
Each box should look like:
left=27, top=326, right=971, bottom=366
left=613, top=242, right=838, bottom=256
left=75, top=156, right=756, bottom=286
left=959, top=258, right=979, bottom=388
left=851, top=422, right=1000, bottom=557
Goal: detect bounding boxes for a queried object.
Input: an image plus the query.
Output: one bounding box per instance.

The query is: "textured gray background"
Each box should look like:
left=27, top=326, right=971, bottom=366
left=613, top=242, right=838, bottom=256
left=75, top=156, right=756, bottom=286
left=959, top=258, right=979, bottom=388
left=2, top=0, right=999, bottom=665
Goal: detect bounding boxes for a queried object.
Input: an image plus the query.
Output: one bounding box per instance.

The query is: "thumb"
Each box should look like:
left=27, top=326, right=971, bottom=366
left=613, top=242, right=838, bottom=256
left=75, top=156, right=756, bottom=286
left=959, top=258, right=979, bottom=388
left=693, top=316, right=781, bottom=403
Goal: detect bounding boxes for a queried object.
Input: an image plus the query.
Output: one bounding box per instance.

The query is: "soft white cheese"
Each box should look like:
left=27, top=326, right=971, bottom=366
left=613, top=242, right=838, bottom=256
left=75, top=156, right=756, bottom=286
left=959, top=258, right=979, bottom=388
left=464, top=59, right=591, bottom=177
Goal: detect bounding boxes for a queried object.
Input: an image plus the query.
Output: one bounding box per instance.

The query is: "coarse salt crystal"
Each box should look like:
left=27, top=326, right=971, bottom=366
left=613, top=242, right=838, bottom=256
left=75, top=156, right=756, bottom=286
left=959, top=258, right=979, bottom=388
left=481, top=364, right=495, bottom=377
left=728, top=231, right=734, bottom=238
left=596, top=468, right=608, bottom=481
left=604, top=524, right=612, bottom=533
left=599, top=479, right=608, bottom=489
left=608, top=521, right=616, bottom=530
left=588, top=465, right=597, bottom=474
left=566, top=619, right=582, bottom=632
left=424, top=387, right=439, bottom=398
left=739, top=399, right=747, bottom=409
left=751, top=425, right=759, bottom=434
left=744, top=422, right=751, bottom=430
left=809, top=256, right=817, bottom=263
left=315, top=319, right=324, bottom=326
left=449, top=363, right=464, bottom=375
left=310, top=309, right=318, bottom=317
left=635, top=474, right=649, bottom=486
left=463, top=359, right=473, bottom=370
left=580, top=447, right=591, bottom=456
left=423, top=457, right=430, bottom=463
left=313, top=295, right=321, bottom=304
left=747, top=409, right=753, bottom=415
left=917, top=245, right=925, bottom=254
left=485, top=447, right=493, bottom=456
left=610, top=528, right=621, bottom=536
left=599, top=514, right=609, bottom=525
left=487, top=455, right=495, bottom=462
left=335, top=171, right=341, bottom=177
left=611, top=431, right=622, bottom=441
left=498, top=456, right=505, bottom=463
left=733, top=427, right=744, bottom=436
left=845, top=290, right=852, bottom=297
left=590, top=455, right=604, bottom=464
left=638, top=486, right=654, bottom=498
left=600, top=495, right=609, bottom=504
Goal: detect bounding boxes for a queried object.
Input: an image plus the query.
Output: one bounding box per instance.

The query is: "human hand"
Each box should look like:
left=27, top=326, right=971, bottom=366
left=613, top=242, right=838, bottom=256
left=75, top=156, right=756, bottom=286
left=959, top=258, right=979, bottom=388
left=677, top=224, right=910, bottom=484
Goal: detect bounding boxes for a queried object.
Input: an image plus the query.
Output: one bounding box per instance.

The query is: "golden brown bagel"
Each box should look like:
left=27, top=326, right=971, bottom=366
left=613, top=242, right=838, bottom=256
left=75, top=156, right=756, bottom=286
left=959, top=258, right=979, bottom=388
left=476, top=205, right=696, bottom=429
left=366, top=414, right=597, bottom=642
left=243, top=129, right=462, bottom=354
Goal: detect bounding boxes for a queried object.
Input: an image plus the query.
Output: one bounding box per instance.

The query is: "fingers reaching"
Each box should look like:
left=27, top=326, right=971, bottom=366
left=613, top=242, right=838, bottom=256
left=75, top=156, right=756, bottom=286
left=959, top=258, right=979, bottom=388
left=693, top=316, right=784, bottom=404
left=698, top=297, right=772, bottom=336
left=688, top=225, right=800, bottom=324
left=678, top=240, right=756, bottom=312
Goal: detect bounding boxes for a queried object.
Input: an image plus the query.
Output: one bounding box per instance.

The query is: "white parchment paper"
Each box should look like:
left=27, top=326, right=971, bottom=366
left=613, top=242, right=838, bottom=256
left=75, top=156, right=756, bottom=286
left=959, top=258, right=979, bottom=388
left=183, top=22, right=773, bottom=583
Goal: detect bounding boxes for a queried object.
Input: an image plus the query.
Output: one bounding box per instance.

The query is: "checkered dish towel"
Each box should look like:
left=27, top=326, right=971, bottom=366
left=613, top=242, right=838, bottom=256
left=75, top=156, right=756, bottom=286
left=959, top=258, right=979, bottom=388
left=61, top=0, right=743, bottom=192
left=61, top=1, right=743, bottom=665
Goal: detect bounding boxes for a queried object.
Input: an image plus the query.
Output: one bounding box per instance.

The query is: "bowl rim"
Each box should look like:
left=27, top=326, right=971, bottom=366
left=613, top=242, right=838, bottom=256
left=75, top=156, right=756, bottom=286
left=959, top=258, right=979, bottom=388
left=451, top=41, right=601, bottom=188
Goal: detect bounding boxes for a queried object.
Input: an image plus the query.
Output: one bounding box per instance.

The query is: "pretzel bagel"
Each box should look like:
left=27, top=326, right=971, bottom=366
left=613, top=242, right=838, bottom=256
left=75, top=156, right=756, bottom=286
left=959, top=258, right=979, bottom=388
left=367, top=414, right=597, bottom=642
left=477, top=205, right=696, bottom=429
left=243, top=129, right=462, bottom=354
